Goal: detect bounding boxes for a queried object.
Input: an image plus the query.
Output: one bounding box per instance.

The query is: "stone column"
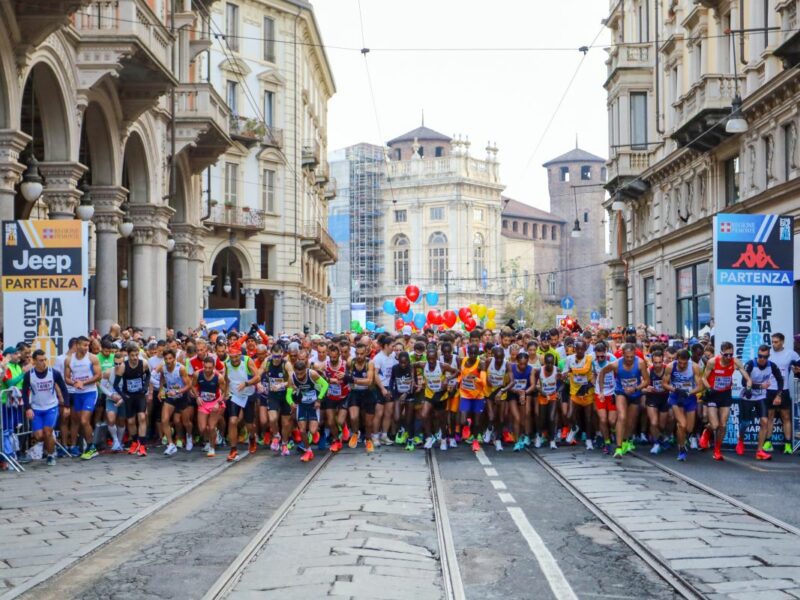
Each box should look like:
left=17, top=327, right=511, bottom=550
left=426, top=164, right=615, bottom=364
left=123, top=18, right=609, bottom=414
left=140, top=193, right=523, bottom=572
left=39, top=161, right=87, bottom=220
left=129, top=204, right=173, bottom=337
left=187, top=228, right=206, bottom=329
left=91, top=186, right=127, bottom=335
left=609, top=261, right=628, bottom=328
left=170, top=224, right=193, bottom=332
left=273, top=290, right=284, bottom=335
left=242, top=287, right=257, bottom=311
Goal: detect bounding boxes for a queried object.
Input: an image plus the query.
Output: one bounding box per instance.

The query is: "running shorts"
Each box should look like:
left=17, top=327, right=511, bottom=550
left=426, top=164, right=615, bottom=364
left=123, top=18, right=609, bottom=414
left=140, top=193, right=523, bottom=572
left=226, top=396, right=256, bottom=423
left=705, top=389, right=732, bottom=409
left=594, top=394, right=616, bottom=412
left=350, top=390, right=376, bottom=415
left=297, top=404, right=318, bottom=422
left=124, top=393, right=147, bottom=416
left=459, top=397, right=485, bottom=414
left=32, top=406, right=58, bottom=431
left=71, top=391, right=98, bottom=413
left=164, top=393, right=188, bottom=412
left=645, top=393, right=669, bottom=413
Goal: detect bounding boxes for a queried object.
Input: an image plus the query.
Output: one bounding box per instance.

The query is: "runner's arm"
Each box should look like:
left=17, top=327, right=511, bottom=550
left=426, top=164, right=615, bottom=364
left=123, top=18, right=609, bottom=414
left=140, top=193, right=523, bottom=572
left=20, top=371, right=31, bottom=411
left=178, top=366, right=192, bottom=394
left=311, top=371, right=329, bottom=399
left=734, top=359, right=752, bottom=388
left=638, top=366, right=650, bottom=392
left=53, top=370, right=69, bottom=405
left=769, top=361, right=784, bottom=391
left=689, top=364, right=704, bottom=396
left=701, top=361, right=714, bottom=389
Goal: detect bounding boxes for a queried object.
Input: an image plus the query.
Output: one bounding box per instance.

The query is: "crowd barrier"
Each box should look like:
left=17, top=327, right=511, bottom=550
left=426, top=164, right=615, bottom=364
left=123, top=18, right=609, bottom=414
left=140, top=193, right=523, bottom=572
left=0, top=388, right=30, bottom=472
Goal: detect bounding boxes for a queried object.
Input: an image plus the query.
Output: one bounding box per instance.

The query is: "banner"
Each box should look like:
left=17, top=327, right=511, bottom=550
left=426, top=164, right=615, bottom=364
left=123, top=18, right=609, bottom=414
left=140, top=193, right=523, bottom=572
left=713, top=214, right=795, bottom=448
left=2, top=220, right=88, bottom=366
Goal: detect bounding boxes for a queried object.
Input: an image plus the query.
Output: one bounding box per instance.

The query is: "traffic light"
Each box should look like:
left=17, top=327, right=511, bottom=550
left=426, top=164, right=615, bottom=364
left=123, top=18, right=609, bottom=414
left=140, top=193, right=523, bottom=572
left=559, top=317, right=581, bottom=333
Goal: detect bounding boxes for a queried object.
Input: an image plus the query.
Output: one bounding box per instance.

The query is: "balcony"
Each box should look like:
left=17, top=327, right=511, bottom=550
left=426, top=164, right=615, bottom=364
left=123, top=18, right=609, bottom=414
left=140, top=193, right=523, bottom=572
left=73, top=0, right=176, bottom=119
left=315, top=162, right=330, bottom=186
left=15, top=0, right=92, bottom=48
left=324, top=177, right=337, bottom=200
left=605, top=43, right=652, bottom=86
left=302, top=139, right=321, bottom=169
left=774, top=0, right=800, bottom=67
left=300, top=220, right=338, bottom=265
left=174, top=83, right=233, bottom=172
left=671, top=74, right=741, bottom=151
left=385, top=154, right=501, bottom=185
left=261, top=127, right=284, bottom=149
left=204, top=203, right=265, bottom=235
left=605, top=149, right=651, bottom=199
left=229, top=116, right=262, bottom=148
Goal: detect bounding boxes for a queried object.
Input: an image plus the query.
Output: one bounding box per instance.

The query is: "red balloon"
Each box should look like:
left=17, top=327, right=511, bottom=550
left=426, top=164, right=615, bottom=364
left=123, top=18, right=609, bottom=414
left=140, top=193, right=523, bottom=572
left=405, top=285, right=420, bottom=302
left=464, top=318, right=477, bottom=332
left=427, top=310, right=441, bottom=325
left=395, top=318, right=404, bottom=331
left=458, top=307, right=473, bottom=322
left=432, top=311, right=443, bottom=325
left=395, top=296, right=411, bottom=314
left=442, top=310, right=457, bottom=328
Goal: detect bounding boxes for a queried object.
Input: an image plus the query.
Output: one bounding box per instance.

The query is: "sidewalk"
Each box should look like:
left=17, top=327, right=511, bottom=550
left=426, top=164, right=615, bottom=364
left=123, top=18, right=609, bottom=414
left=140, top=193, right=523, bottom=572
left=0, top=446, right=234, bottom=598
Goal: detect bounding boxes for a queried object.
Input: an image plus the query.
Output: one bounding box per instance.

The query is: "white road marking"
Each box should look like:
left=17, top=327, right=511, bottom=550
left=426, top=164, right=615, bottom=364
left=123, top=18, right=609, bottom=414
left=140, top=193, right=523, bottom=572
left=498, top=492, right=516, bottom=504
left=484, top=467, right=498, bottom=477
left=490, top=480, right=507, bottom=490
left=507, top=506, right=579, bottom=600
left=475, top=447, right=492, bottom=466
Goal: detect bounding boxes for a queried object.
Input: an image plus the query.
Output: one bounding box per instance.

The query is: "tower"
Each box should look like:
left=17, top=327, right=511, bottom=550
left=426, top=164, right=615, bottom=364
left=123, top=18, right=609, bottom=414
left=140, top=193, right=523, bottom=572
left=542, top=147, right=608, bottom=320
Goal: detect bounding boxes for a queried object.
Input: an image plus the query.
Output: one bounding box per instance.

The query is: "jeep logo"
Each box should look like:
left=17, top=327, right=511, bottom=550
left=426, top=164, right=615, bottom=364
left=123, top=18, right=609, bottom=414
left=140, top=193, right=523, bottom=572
left=11, top=250, right=72, bottom=273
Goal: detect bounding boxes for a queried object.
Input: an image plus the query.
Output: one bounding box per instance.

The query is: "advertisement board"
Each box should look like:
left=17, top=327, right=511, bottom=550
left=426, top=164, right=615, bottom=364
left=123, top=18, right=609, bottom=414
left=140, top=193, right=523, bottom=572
left=712, top=214, right=796, bottom=448
left=2, top=220, right=88, bottom=365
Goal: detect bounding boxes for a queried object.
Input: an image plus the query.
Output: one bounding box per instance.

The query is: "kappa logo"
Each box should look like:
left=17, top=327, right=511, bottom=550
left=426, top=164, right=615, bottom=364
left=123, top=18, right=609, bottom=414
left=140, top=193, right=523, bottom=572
left=720, top=222, right=732, bottom=233
left=731, top=244, right=779, bottom=269
left=43, top=228, right=54, bottom=240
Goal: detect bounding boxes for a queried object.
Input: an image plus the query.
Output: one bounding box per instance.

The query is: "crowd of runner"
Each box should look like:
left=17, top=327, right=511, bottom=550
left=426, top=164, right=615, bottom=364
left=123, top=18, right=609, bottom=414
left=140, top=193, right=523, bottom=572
left=2, top=321, right=799, bottom=469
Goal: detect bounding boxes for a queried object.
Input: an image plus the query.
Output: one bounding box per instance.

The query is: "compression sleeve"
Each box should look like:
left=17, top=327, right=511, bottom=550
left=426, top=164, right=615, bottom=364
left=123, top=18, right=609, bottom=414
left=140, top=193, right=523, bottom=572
left=316, top=376, right=329, bottom=399
left=285, top=386, right=295, bottom=407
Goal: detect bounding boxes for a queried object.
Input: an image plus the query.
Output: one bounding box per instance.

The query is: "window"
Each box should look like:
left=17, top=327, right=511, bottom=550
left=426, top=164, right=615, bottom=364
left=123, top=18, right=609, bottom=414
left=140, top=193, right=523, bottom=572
left=630, top=92, right=647, bottom=150
left=581, top=165, right=592, bottom=180
left=393, top=235, right=409, bottom=286
left=225, top=3, right=239, bottom=52
left=725, top=156, right=740, bottom=205
left=552, top=226, right=557, bottom=241
left=428, top=232, right=448, bottom=285
left=762, top=0, right=770, bottom=50
left=430, top=206, right=444, bottom=221
left=263, top=16, right=275, bottom=62
left=502, top=219, right=508, bottom=229
left=473, top=233, right=485, bottom=281
left=226, top=80, right=238, bottom=115
left=417, top=146, right=424, bottom=157
left=535, top=275, right=542, bottom=292
left=533, top=223, right=539, bottom=239
left=260, top=245, right=271, bottom=279
left=542, top=224, right=548, bottom=239
left=547, top=273, right=557, bottom=296
left=512, top=269, right=518, bottom=288
left=263, top=91, right=274, bottom=127
left=224, top=163, right=238, bottom=205
left=524, top=269, right=530, bottom=288
left=395, top=148, right=401, bottom=161
left=644, top=276, right=655, bottom=328
left=676, top=263, right=711, bottom=338
left=474, top=208, right=484, bottom=221
left=394, top=209, right=407, bottom=223
left=783, top=123, right=793, bottom=181
left=693, top=41, right=703, bottom=81
left=512, top=221, right=518, bottom=232
left=601, top=166, right=607, bottom=181
left=637, top=0, right=649, bottom=42
left=560, top=166, right=570, bottom=182
left=260, top=168, right=275, bottom=212
left=435, top=146, right=444, bottom=157
left=523, top=222, right=529, bottom=236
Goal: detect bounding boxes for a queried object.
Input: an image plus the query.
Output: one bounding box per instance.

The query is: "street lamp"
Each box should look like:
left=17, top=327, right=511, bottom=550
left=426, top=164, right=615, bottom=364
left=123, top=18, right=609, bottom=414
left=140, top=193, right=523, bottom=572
left=725, top=30, right=748, bottom=134
left=166, top=235, right=175, bottom=252
left=119, top=269, right=129, bottom=289
left=76, top=181, right=94, bottom=221
left=20, top=154, right=44, bottom=203
left=119, top=203, right=134, bottom=237
left=611, top=192, right=626, bottom=212
left=223, top=274, right=232, bottom=295
left=571, top=218, right=582, bottom=238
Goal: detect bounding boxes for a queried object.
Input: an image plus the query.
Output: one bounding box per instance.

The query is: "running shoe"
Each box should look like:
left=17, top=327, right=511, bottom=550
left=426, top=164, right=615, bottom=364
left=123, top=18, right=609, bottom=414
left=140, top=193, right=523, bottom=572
left=227, top=448, right=238, bottom=462
left=423, top=436, right=435, bottom=450
left=471, top=439, right=480, bottom=452
left=699, top=428, right=711, bottom=450
left=440, top=438, right=448, bottom=451
left=176, top=439, right=184, bottom=449
left=111, top=441, right=124, bottom=453
left=249, top=437, right=257, bottom=454
left=342, top=424, right=351, bottom=442
left=689, top=435, right=698, bottom=450
left=46, top=455, right=56, bottom=467
left=735, top=439, right=745, bottom=455
left=292, top=429, right=302, bottom=443
left=763, top=440, right=774, bottom=452
left=483, top=428, right=494, bottom=444
left=164, top=443, right=177, bottom=456
left=312, top=431, right=320, bottom=445
left=137, top=443, right=147, bottom=457
left=566, top=427, right=578, bottom=445
left=513, top=440, right=524, bottom=452
left=280, top=443, right=290, bottom=457
left=677, top=450, right=687, bottom=461
left=405, top=440, right=415, bottom=452
left=623, top=440, right=635, bottom=454
left=603, top=443, right=611, bottom=455
left=534, top=434, right=543, bottom=449
left=638, top=433, right=649, bottom=444
left=80, top=446, right=98, bottom=461
left=461, top=419, right=472, bottom=441
left=549, top=440, right=557, bottom=450
left=186, top=438, right=193, bottom=452
left=650, top=443, right=661, bottom=455
left=502, top=430, right=514, bottom=444
left=784, top=443, right=792, bottom=455
left=412, top=435, right=423, bottom=447
left=207, top=446, right=215, bottom=458
left=300, top=449, right=314, bottom=462
left=365, top=439, right=374, bottom=454
left=395, top=429, right=408, bottom=445
left=216, top=431, right=225, bottom=446
left=348, top=433, right=359, bottom=449
left=203, top=442, right=211, bottom=454
left=162, top=436, right=168, bottom=446
left=127, top=441, right=140, bottom=455
left=448, top=438, right=457, bottom=448
left=521, top=434, right=531, bottom=448
left=613, top=447, right=624, bottom=458
left=270, top=436, right=281, bottom=452
left=317, top=436, right=328, bottom=451
left=263, top=432, right=272, bottom=446
left=495, top=440, right=503, bottom=452
left=712, top=448, right=724, bottom=461
left=57, top=446, right=69, bottom=458
left=586, top=439, right=594, bottom=451
left=380, top=433, right=393, bottom=446
left=286, top=440, right=295, bottom=451
left=330, top=439, right=343, bottom=453
left=371, top=435, right=381, bottom=447
left=560, top=426, right=569, bottom=441
left=756, top=449, right=772, bottom=461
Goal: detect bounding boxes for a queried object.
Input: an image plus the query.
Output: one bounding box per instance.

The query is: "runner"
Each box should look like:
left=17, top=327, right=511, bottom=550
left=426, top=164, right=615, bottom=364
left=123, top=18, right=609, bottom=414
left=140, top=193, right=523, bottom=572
left=64, top=336, right=102, bottom=460
left=421, top=345, right=451, bottom=451
left=224, top=347, right=259, bottom=461
left=485, top=345, right=509, bottom=451
left=158, top=349, right=192, bottom=456
left=113, top=343, right=151, bottom=457
left=508, top=350, right=535, bottom=451
left=565, top=340, right=595, bottom=450
left=440, top=340, right=460, bottom=448
left=373, top=334, right=398, bottom=446
left=287, top=359, right=328, bottom=462
left=591, top=341, right=617, bottom=454
left=701, top=342, right=752, bottom=461
left=741, top=346, right=783, bottom=460
left=260, top=344, right=292, bottom=456
left=458, top=343, right=487, bottom=452
left=644, top=349, right=670, bottom=455
left=54, top=337, right=78, bottom=456
left=21, top=350, right=70, bottom=466
left=193, top=356, right=227, bottom=458
left=390, top=351, right=417, bottom=451
left=534, top=352, right=561, bottom=449
left=349, top=343, right=376, bottom=453
left=766, top=333, right=800, bottom=454
left=663, top=349, right=704, bottom=461
left=322, top=343, right=351, bottom=453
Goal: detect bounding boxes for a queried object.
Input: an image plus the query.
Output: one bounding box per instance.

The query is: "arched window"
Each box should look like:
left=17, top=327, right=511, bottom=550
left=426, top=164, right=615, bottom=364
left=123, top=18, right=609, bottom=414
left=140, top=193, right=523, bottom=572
left=552, top=226, right=557, bottom=241
left=473, top=232, right=485, bottom=281
left=533, top=223, right=539, bottom=239
left=428, top=231, right=448, bottom=285
left=393, top=235, right=409, bottom=285
left=523, top=222, right=528, bottom=236
left=542, top=224, right=549, bottom=239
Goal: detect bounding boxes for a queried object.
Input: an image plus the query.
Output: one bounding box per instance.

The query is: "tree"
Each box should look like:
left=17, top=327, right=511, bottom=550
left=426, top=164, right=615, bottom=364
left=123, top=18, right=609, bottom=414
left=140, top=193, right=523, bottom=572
left=502, top=288, right=560, bottom=332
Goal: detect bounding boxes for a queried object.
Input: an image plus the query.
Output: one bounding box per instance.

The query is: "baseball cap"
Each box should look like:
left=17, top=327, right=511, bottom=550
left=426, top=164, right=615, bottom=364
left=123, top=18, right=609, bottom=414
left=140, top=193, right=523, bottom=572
left=3, top=346, right=18, bottom=355
left=402, top=325, right=412, bottom=336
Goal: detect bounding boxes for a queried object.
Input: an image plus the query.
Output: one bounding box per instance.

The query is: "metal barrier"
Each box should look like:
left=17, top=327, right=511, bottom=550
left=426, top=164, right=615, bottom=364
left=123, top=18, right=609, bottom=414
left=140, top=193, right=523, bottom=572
left=1, top=388, right=29, bottom=472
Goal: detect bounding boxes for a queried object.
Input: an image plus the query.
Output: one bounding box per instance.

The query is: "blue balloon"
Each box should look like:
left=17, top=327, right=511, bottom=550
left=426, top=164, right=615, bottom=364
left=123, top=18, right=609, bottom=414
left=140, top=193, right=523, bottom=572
left=366, top=321, right=376, bottom=331
left=413, top=313, right=427, bottom=329
left=383, top=300, right=396, bottom=315
left=425, top=291, right=439, bottom=306
left=413, top=294, right=423, bottom=304
left=402, top=310, right=414, bottom=323
left=375, top=327, right=385, bottom=333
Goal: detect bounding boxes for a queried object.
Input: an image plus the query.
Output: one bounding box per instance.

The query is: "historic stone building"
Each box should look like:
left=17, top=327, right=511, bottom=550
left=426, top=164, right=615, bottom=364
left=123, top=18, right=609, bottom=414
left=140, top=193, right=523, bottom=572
left=604, top=0, right=800, bottom=335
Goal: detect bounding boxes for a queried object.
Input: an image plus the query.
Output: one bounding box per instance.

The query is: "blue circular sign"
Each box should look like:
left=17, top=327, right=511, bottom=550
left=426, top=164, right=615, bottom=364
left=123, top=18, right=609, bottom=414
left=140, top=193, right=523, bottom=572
left=560, top=296, right=575, bottom=310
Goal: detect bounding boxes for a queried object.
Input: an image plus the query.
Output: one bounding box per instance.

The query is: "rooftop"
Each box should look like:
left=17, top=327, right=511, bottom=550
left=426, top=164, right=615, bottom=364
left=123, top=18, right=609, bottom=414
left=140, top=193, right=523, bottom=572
left=501, top=197, right=565, bottom=223
left=542, top=147, right=605, bottom=167
left=387, top=126, right=452, bottom=146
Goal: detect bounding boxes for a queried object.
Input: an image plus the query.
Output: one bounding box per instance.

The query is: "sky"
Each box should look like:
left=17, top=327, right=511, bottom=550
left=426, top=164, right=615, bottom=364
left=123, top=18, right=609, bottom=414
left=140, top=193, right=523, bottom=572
left=312, top=0, right=611, bottom=211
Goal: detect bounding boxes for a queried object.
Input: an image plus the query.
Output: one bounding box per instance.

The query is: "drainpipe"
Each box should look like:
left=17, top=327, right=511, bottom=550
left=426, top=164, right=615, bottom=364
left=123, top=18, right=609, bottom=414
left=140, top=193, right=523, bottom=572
left=169, top=0, right=177, bottom=210
left=289, top=8, right=302, bottom=266
left=655, top=0, right=664, bottom=134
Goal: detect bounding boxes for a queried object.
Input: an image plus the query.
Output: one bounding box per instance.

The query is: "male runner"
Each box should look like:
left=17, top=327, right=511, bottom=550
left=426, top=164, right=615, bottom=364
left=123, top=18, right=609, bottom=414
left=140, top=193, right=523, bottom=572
left=224, top=347, right=259, bottom=461
left=64, top=336, right=102, bottom=459
left=599, top=343, right=650, bottom=458
left=22, top=350, right=70, bottom=466
left=158, top=349, right=192, bottom=456
left=114, top=343, right=151, bottom=457
left=663, top=349, right=704, bottom=461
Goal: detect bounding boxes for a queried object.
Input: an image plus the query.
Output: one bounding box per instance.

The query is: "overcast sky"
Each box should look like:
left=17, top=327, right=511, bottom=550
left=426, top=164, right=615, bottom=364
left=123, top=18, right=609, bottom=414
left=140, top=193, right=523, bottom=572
left=312, top=0, right=611, bottom=211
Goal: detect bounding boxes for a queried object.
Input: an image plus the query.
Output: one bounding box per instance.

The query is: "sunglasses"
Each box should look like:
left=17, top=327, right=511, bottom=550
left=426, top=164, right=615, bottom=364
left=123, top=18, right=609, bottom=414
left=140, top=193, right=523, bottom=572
left=722, top=353, right=733, bottom=358
left=757, top=354, right=770, bottom=359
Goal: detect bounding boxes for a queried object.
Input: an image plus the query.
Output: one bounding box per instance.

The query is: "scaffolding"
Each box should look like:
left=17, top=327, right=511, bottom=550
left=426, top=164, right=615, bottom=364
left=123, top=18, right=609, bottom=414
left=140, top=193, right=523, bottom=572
left=347, top=143, right=385, bottom=324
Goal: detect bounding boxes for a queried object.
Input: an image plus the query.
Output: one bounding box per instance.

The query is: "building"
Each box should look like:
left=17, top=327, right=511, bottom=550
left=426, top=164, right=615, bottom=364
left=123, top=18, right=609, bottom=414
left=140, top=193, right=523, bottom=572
left=326, top=143, right=384, bottom=332
left=379, top=125, right=505, bottom=328
left=604, top=0, right=800, bottom=336
left=0, top=0, right=233, bottom=337
left=202, top=0, right=336, bottom=334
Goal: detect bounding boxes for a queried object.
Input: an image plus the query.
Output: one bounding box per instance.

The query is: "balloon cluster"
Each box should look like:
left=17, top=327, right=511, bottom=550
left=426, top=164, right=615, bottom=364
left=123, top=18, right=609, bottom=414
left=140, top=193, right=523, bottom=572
left=381, top=285, right=498, bottom=332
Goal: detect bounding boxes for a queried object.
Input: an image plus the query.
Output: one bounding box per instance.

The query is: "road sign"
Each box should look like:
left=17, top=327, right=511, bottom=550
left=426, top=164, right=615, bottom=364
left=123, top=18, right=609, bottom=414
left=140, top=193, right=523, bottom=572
left=560, top=296, right=575, bottom=311
left=590, top=310, right=600, bottom=320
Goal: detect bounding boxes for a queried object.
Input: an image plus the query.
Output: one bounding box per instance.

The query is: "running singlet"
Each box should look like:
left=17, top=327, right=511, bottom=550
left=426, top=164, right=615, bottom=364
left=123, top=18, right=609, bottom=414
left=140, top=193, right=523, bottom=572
left=196, top=372, right=221, bottom=404
left=391, top=366, right=414, bottom=395
left=614, top=358, right=642, bottom=398
left=148, top=356, right=164, bottom=391
left=593, top=357, right=616, bottom=396
left=119, top=361, right=147, bottom=395
left=69, top=354, right=97, bottom=393
left=566, top=355, right=593, bottom=396
left=351, top=361, right=370, bottom=390
left=538, top=366, right=559, bottom=397
left=668, top=362, right=695, bottom=401
left=372, top=352, right=397, bottom=388
left=162, top=364, right=185, bottom=397
left=708, top=357, right=735, bottom=392
left=226, top=358, right=254, bottom=406
left=745, top=361, right=781, bottom=400
left=648, top=367, right=667, bottom=395
left=487, top=359, right=507, bottom=390
left=324, top=358, right=349, bottom=400
left=263, top=362, right=287, bottom=397
left=423, top=361, right=444, bottom=396
left=292, top=372, right=317, bottom=405
left=510, top=364, right=531, bottom=393
left=459, top=358, right=482, bottom=398
left=28, top=368, right=58, bottom=410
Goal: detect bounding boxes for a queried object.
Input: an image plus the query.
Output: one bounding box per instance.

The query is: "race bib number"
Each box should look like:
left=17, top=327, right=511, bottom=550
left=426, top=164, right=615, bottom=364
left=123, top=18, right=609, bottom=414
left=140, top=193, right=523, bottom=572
left=461, top=377, right=476, bottom=391
left=329, top=384, right=342, bottom=397
left=621, top=378, right=637, bottom=389
left=397, top=377, right=412, bottom=393
left=542, top=381, right=557, bottom=395
left=127, top=379, right=143, bottom=393
left=513, top=379, right=527, bottom=391
left=426, top=377, right=442, bottom=392
left=301, top=389, right=317, bottom=404
left=269, top=378, right=286, bottom=392
left=199, top=391, right=216, bottom=402
left=714, top=376, right=732, bottom=391
left=573, top=374, right=588, bottom=385
left=652, top=380, right=664, bottom=393
left=488, top=374, right=504, bottom=387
